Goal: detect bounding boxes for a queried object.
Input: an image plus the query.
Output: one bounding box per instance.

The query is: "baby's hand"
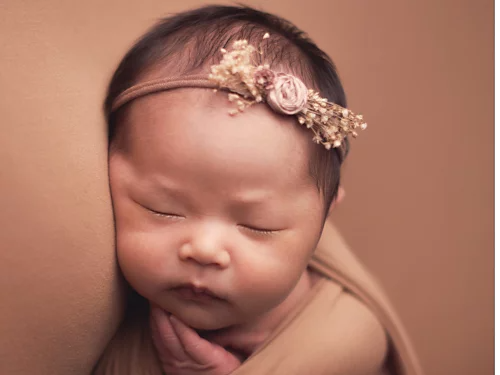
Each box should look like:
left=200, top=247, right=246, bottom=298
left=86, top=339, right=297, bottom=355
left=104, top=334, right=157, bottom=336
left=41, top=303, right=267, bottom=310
left=150, top=306, right=241, bottom=375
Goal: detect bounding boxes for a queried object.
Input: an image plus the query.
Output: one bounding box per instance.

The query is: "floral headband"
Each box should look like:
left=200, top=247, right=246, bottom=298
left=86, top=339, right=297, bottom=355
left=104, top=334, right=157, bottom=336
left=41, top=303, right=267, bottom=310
left=111, top=34, right=367, bottom=150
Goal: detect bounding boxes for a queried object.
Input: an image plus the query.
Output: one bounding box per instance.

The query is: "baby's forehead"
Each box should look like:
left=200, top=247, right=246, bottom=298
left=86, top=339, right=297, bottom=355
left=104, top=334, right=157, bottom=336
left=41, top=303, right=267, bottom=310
left=122, top=89, right=315, bottom=185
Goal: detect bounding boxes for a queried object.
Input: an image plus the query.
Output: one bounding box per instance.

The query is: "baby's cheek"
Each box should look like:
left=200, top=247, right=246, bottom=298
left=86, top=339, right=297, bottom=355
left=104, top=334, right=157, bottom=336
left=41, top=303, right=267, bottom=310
left=233, top=251, right=304, bottom=314
left=116, top=232, right=169, bottom=297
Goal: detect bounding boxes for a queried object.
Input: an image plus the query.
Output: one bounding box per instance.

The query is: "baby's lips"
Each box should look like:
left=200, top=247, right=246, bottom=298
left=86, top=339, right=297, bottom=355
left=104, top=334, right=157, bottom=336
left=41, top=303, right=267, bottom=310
left=172, top=282, right=225, bottom=300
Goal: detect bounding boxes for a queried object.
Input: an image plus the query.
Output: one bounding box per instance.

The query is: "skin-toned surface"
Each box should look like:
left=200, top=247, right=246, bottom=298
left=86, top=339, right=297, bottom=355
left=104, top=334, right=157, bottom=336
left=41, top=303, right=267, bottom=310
left=0, top=1, right=491, bottom=375
left=0, top=2, right=125, bottom=374
left=109, top=89, right=325, bottom=356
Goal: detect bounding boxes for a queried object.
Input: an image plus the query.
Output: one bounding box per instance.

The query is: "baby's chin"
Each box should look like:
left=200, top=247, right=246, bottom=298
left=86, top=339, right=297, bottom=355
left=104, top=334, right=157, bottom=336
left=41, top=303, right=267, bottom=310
left=178, top=312, right=235, bottom=331
left=163, top=305, right=238, bottom=331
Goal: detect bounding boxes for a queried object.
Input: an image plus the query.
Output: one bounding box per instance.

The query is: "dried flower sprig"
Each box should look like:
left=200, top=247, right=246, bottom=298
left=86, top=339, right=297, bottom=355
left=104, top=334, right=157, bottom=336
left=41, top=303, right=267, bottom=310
left=208, top=34, right=367, bottom=149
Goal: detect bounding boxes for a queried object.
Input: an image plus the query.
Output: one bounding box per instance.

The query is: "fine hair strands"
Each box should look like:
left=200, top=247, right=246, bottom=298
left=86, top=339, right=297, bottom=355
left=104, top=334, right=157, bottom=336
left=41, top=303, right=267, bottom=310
left=105, top=4, right=351, bottom=215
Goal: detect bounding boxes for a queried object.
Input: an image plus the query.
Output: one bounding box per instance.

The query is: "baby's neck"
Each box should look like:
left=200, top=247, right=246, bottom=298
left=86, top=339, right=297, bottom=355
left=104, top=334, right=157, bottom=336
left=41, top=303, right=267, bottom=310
left=199, top=268, right=319, bottom=359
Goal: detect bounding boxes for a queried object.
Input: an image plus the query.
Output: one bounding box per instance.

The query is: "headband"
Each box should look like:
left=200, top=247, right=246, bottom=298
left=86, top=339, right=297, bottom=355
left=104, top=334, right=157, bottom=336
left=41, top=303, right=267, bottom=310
left=110, top=35, right=367, bottom=150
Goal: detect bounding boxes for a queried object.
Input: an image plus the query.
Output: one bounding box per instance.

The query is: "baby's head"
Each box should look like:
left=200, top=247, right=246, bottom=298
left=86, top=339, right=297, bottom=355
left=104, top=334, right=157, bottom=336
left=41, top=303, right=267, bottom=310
left=106, top=5, right=358, bottom=330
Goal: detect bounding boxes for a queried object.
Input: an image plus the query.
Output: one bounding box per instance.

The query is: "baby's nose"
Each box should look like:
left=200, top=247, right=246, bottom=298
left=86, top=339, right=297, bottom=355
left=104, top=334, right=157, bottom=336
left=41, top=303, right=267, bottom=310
left=178, top=240, right=230, bottom=268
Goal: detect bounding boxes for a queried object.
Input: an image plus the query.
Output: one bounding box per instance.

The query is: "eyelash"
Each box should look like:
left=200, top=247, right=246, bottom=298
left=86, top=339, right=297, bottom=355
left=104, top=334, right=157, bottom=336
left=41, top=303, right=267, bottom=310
left=147, top=208, right=184, bottom=219
left=240, top=225, right=278, bottom=235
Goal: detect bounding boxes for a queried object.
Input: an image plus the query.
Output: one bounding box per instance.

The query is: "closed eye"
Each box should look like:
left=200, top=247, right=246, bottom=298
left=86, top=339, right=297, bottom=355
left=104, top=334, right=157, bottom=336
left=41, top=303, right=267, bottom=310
left=141, top=205, right=184, bottom=220
left=151, top=210, right=183, bottom=219
left=239, top=224, right=280, bottom=235
left=152, top=211, right=183, bottom=219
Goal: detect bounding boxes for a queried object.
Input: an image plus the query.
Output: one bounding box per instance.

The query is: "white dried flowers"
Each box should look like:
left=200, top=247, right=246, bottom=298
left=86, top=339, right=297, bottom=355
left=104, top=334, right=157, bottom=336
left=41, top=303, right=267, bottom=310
left=208, top=35, right=367, bottom=150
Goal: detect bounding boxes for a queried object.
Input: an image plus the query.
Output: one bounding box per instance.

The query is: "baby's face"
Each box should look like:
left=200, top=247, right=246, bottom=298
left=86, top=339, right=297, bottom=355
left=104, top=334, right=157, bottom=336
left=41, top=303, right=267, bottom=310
left=109, top=89, right=326, bottom=330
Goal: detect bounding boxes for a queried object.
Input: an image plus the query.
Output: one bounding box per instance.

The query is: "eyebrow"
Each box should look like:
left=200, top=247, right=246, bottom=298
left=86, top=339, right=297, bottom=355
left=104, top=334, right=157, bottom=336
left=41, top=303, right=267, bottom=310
left=150, top=182, right=185, bottom=198
left=230, top=193, right=277, bottom=207
left=150, top=181, right=277, bottom=207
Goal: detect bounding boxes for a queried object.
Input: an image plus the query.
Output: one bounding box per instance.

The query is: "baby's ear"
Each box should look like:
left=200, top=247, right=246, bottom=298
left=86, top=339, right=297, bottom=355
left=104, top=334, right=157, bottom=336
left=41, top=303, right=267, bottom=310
left=327, top=186, right=345, bottom=217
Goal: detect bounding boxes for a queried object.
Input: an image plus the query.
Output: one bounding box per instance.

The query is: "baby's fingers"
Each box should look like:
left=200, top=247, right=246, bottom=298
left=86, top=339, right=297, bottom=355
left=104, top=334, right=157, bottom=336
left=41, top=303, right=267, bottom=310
left=169, top=315, right=218, bottom=364
left=150, top=306, right=188, bottom=362
left=169, top=315, right=242, bottom=374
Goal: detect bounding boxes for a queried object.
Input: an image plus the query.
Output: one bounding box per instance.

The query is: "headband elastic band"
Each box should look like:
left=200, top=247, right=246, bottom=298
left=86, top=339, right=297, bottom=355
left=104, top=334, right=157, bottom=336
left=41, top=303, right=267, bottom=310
left=111, top=75, right=217, bottom=113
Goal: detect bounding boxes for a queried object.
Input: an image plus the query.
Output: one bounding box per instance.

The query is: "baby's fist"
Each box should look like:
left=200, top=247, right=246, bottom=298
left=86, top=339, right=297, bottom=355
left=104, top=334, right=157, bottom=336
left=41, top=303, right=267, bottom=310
left=150, top=306, right=241, bottom=375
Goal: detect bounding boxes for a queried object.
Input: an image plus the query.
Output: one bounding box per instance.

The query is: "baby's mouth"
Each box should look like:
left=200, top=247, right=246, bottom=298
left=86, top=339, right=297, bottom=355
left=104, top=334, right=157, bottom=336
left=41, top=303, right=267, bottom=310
left=171, top=283, right=225, bottom=302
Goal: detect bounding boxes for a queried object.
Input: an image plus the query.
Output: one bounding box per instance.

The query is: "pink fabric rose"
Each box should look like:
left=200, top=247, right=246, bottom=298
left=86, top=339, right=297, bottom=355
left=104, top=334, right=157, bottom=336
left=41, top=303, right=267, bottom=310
left=266, top=73, right=308, bottom=115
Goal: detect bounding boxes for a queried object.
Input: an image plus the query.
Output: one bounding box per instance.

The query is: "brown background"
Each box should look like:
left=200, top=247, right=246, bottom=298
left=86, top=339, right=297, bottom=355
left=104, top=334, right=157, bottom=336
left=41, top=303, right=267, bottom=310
left=0, top=0, right=493, bottom=374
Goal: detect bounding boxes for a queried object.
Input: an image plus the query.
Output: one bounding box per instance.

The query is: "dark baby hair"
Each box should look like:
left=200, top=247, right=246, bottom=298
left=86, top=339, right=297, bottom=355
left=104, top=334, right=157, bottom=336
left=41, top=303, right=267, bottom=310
left=105, top=4, right=350, bottom=214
